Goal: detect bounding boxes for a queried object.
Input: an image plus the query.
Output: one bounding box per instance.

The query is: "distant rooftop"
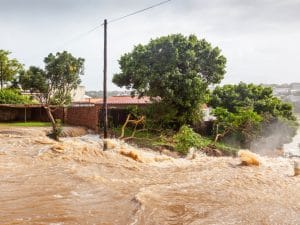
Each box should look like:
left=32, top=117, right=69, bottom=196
left=73, top=95, right=152, bottom=105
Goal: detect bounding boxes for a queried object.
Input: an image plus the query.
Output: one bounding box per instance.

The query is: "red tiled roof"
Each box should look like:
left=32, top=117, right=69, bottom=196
left=74, top=96, right=152, bottom=105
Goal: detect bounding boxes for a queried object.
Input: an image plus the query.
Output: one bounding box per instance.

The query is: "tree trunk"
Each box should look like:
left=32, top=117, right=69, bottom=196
left=120, top=114, right=131, bottom=139
left=214, top=133, right=221, bottom=143
left=44, top=106, right=59, bottom=141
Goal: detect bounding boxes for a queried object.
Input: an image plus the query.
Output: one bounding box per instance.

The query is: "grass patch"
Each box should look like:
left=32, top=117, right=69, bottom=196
left=0, top=121, right=51, bottom=127
left=112, top=127, right=164, bottom=149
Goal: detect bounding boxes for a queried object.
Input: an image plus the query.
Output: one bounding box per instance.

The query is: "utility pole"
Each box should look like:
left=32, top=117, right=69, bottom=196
left=103, top=19, right=108, bottom=151
left=0, top=61, right=3, bottom=90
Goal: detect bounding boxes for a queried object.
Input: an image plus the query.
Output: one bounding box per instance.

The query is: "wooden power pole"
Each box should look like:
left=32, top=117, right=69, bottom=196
left=103, top=19, right=108, bottom=150
left=0, top=61, right=3, bottom=90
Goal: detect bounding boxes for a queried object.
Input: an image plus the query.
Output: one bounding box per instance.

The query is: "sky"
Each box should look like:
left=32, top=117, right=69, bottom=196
left=1, top=0, right=300, bottom=91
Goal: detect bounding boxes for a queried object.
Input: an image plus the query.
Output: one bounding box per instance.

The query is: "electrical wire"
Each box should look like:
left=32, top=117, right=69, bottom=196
left=57, top=23, right=104, bottom=49
left=55, top=0, right=172, bottom=49
left=108, top=0, right=172, bottom=24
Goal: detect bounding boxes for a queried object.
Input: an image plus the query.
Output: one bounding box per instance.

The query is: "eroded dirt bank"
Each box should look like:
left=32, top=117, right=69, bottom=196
left=0, top=127, right=299, bottom=225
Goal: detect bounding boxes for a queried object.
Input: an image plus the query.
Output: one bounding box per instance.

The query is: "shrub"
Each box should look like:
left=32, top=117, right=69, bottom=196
left=173, top=125, right=203, bottom=155
left=0, top=89, right=32, bottom=104
left=47, top=119, right=63, bottom=140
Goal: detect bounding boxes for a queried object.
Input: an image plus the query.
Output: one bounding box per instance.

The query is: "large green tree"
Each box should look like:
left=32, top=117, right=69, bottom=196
left=20, top=51, right=84, bottom=139
left=213, top=107, right=263, bottom=145
left=0, top=50, right=23, bottom=89
left=210, top=82, right=297, bottom=148
left=210, top=82, right=295, bottom=120
left=113, top=34, right=226, bottom=126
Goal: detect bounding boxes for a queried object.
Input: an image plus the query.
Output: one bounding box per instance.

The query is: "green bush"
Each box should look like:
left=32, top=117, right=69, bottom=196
left=0, top=89, right=32, bottom=104
left=47, top=119, right=63, bottom=140
left=173, top=125, right=203, bottom=155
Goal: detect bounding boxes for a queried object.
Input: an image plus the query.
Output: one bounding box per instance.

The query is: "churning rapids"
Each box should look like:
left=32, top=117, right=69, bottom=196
left=0, top=127, right=299, bottom=225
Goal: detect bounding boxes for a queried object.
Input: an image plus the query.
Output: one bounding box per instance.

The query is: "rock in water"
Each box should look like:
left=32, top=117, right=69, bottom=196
left=104, top=139, right=117, bottom=149
left=238, top=150, right=260, bottom=166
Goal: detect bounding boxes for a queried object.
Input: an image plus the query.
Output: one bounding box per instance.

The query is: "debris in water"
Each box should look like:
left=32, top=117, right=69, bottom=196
left=294, top=161, right=300, bottom=176
left=238, top=150, right=260, bottom=166
left=51, top=144, right=65, bottom=153
left=35, top=139, right=55, bottom=145
left=60, top=127, right=88, bottom=137
left=120, top=149, right=140, bottom=162
left=104, top=139, right=117, bottom=149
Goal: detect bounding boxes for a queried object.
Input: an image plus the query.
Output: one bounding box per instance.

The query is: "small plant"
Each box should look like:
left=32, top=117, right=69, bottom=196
left=173, top=125, right=202, bottom=155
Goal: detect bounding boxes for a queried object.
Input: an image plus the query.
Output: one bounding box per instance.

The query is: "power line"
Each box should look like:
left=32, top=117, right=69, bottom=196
left=108, top=0, right=172, bottom=24
left=55, top=0, right=172, bottom=49
left=57, top=23, right=104, bottom=49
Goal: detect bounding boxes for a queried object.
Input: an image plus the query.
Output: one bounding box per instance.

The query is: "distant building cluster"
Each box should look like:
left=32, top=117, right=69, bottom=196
left=264, top=83, right=300, bottom=112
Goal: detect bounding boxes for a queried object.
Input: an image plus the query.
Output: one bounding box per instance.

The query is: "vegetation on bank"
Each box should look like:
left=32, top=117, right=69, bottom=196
left=112, top=125, right=238, bottom=156
left=210, top=83, right=298, bottom=148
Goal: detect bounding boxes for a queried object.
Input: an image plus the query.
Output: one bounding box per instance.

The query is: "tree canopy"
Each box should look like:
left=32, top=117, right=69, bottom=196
left=19, top=51, right=84, bottom=140
left=0, top=50, right=23, bottom=89
left=19, top=66, right=47, bottom=102
left=113, top=34, right=226, bottom=126
left=44, top=51, right=84, bottom=105
left=210, top=82, right=297, bottom=147
left=210, top=82, right=295, bottom=121
left=20, top=51, right=84, bottom=105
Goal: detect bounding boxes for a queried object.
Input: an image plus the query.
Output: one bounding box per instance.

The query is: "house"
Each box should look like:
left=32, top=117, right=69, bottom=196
left=70, top=85, right=86, bottom=102
left=72, top=95, right=215, bottom=122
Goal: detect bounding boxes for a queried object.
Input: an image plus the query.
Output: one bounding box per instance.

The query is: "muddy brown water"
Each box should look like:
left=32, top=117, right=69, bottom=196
left=0, top=127, right=299, bottom=225
left=283, top=119, right=300, bottom=157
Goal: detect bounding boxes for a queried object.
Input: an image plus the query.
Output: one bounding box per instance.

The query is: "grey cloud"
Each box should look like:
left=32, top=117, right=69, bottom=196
left=0, top=0, right=300, bottom=90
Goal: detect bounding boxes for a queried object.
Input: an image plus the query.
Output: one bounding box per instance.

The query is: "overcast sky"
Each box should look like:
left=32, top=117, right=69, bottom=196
left=1, top=0, right=300, bottom=91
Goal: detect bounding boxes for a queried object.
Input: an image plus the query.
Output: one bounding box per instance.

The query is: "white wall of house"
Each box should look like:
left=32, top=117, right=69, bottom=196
left=71, top=85, right=86, bottom=102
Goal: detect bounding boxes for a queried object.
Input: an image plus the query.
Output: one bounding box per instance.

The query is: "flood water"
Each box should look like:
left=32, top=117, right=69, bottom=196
left=283, top=118, right=300, bottom=157
left=0, top=127, right=299, bottom=225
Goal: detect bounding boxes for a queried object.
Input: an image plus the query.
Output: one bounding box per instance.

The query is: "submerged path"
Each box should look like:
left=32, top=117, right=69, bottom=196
left=0, top=127, right=299, bottom=225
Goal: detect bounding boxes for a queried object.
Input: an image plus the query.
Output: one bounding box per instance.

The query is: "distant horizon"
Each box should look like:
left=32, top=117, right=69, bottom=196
left=86, top=81, right=300, bottom=92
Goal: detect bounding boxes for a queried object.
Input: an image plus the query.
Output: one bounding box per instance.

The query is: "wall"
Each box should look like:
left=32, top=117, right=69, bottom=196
left=0, top=106, right=64, bottom=122
left=0, top=107, right=28, bottom=121
left=0, top=104, right=136, bottom=131
left=65, top=105, right=100, bottom=131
